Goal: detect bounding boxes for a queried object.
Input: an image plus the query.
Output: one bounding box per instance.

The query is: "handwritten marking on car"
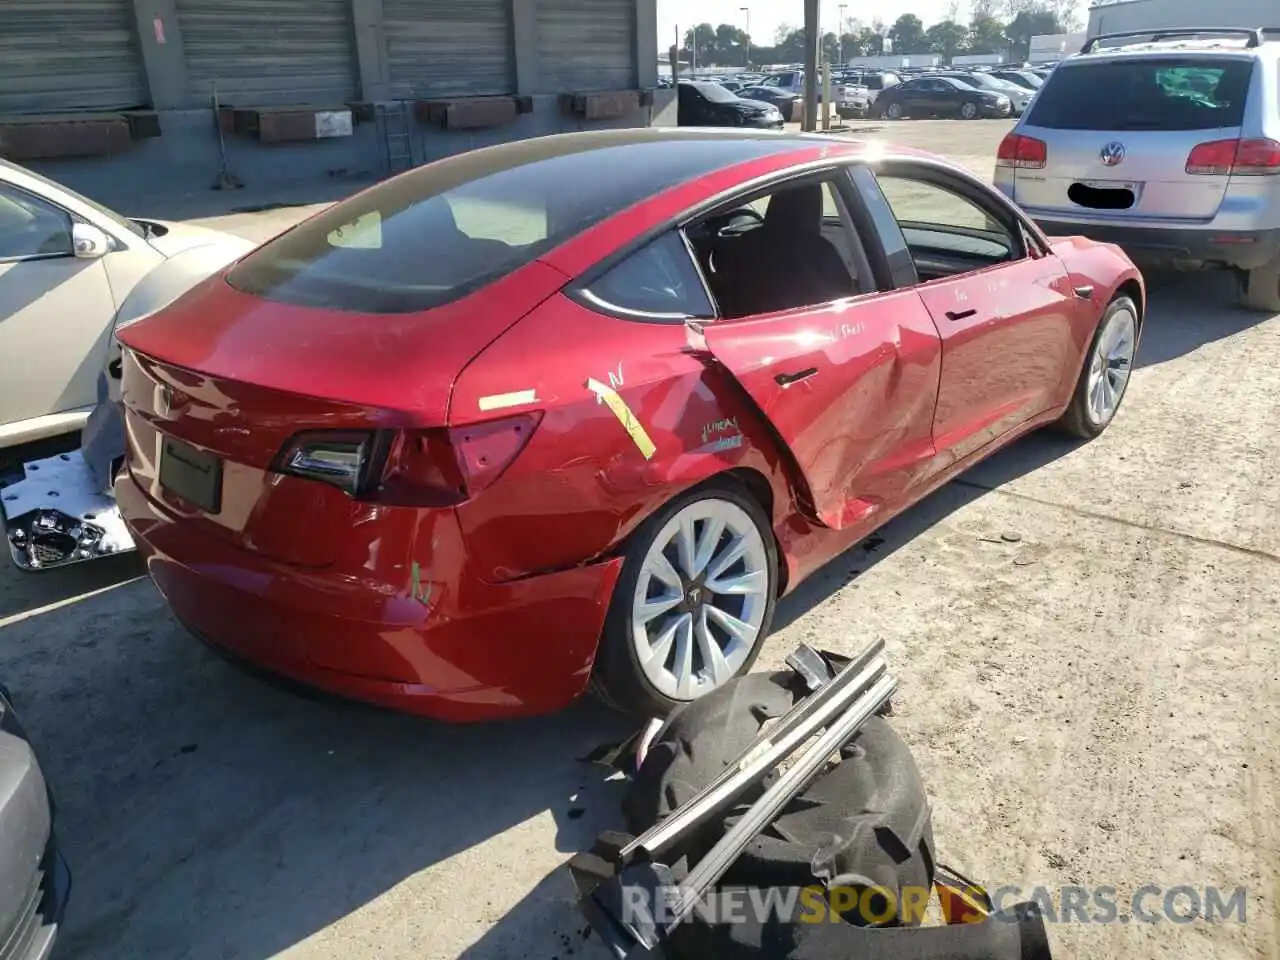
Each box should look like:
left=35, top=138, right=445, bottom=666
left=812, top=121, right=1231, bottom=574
left=701, top=417, right=739, bottom=444
left=592, top=362, right=625, bottom=404
left=585, top=377, right=655, bottom=460
left=410, top=560, right=433, bottom=608
left=705, top=434, right=744, bottom=454
left=478, top=389, right=538, bottom=411
left=836, top=321, right=866, bottom=340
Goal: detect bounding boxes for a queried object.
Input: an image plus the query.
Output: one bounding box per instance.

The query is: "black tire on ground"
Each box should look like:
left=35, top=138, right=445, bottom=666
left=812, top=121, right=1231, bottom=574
left=622, top=670, right=936, bottom=959
left=589, top=480, right=778, bottom=718
left=884, top=101, right=904, bottom=120
left=1055, top=294, right=1139, bottom=439
left=959, top=101, right=979, bottom=120
left=1240, top=252, right=1280, bottom=313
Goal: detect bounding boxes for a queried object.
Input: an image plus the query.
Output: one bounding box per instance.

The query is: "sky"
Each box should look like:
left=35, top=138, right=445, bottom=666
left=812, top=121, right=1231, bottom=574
left=655, top=0, right=1080, bottom=44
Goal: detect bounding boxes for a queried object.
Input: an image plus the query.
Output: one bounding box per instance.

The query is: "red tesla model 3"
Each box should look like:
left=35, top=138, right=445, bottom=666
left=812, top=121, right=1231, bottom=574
left=114, top=129, right=1143, bottom=722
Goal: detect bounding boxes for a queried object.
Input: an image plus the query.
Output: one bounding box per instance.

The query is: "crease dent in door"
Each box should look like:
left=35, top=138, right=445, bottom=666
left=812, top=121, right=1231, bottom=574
left=688, top=291, right=944, bottom=532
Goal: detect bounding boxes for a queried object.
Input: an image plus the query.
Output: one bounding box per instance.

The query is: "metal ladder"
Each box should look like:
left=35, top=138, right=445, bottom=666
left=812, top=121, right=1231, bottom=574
left=378, top=101, right=414, bottom=174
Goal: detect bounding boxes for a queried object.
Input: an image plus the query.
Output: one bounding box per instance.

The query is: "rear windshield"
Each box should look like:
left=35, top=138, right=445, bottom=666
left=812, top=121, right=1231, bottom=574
left=227, top=137, right=797, bottom=314
left=1026, top=57, right=1254, bottom=130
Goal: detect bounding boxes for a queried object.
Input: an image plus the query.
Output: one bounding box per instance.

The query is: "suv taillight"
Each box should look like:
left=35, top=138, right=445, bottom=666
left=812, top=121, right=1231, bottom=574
left=996, top=133, right=1047, bottom=169
left=1186, top=138, right=1280, bottom=176
left=274, top=412, right=542, bottom=506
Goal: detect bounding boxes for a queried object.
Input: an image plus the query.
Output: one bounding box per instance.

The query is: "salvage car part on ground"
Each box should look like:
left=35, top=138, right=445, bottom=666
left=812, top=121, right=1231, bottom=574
left=570, top=642, right=1052, bottom=960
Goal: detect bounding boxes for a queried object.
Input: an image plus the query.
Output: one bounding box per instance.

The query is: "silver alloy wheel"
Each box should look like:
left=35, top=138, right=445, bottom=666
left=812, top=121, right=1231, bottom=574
left=960, top=102, right=978, bottom=119
left=631, top=498, right=771, bottom=701
left=886, top=102, right=903, bottom=119
left=1086, top=304, right=1137, bottom=426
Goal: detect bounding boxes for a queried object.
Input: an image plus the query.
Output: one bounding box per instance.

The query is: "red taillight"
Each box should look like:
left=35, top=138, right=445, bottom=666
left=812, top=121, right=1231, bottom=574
left=1186, top=138, right=1280, bottom=176
left=275, top=412, right=542, bottom=506
left=996, top=133, right=1047, bottom=169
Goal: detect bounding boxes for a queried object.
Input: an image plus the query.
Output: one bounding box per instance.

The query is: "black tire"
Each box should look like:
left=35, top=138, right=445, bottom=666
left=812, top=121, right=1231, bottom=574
left=959, top=100, right=979, bottom=120
left=1240, top=252, right=1280, bottom=312
left=623, top=671, right=936, bottom=958
left=884, top=101, right=904, bottom=120
left=1056, top=294, right=1139, bottom=439
left=590, top=480, right=779, bottom=718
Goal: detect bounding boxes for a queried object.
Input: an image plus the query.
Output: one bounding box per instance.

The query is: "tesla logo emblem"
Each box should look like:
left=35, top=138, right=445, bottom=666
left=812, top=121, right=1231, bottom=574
left=1099, top=141, right=1126, bottom=166
left=157, top=384, right=173, bottom=415
left=687, top=586, right=702, bottom=606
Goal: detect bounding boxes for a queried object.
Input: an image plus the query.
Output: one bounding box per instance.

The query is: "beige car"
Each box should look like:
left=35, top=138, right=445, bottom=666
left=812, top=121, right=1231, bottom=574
left=1, top=160, right=255, bottom=569
left=0, top=159, right=253, bottom=449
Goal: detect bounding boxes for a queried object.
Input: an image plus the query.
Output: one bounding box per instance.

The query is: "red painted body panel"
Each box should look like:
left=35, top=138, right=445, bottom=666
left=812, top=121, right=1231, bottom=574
left=697, top=288, right=943, bottom=530
left=917, top=254, right=1081, bottom=464
left=113, top=135, right=1143, bottom=722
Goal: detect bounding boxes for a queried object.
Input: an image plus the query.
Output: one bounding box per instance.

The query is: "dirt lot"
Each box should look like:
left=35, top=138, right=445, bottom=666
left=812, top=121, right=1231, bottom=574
left=1, top=118, right=1276, bottom=960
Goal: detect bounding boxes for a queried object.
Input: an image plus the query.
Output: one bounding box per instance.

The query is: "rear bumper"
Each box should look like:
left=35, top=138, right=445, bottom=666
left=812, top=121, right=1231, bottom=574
left=1033, top=219, right=1280, bottom=271
left=115, top=471, right=624, bottom=722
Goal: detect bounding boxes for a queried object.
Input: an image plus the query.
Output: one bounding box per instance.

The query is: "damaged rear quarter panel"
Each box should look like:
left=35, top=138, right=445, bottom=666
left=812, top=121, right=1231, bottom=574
left=448, top=295, right=797, bottom=584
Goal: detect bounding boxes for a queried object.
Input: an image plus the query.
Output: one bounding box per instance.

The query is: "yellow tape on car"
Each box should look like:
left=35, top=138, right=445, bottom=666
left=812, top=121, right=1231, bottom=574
left=585, top=377, right=656, bottom=460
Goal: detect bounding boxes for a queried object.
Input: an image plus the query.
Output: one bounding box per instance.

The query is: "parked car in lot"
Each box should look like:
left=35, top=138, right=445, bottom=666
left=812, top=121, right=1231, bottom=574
left=0, top=159, right=252, bottom=451
left=991, top=68, right=1044, bottom=90
left=735, top=85, right=802, bottom=121
left=874, top=75, right=1012, bottom=120
left=0, top=682, right=71, bottom=958
left=112, top=128, right=1143, bottom=722
left=677, top=81, right=784, bottom=128
left=930, top=70, right=1033, bottom=115
left=839, top=70, right=901, bottom=110
left=755, top=69, right=870, bottom=118
left=994, top=27, right=1280, bottom=311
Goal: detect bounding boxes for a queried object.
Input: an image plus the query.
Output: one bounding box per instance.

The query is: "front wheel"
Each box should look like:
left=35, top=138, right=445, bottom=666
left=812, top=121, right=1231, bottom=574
left=884, top=101, right=904, bottom=120
left=590, top=482, right=778, bottom=718
left=1056, top=295, right=1139, bottom=438
left=959, top=101, right=979, bottom=120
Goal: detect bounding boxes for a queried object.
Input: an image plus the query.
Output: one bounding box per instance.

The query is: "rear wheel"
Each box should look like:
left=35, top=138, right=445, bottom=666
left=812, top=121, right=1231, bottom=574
left=1056, top=295, right=1138, bottom=438
left=884, top=101, right=904, bottom=120
left=591, top=481, right=778, bottom=718
left=1240, top=252, right=1280, bottom=313
left=959, top=101, right=979, bottom=120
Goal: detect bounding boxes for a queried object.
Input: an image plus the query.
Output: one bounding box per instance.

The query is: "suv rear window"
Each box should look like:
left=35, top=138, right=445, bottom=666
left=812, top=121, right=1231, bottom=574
left=226, top=137, right=799, bottom=314
left=1026, top=57, right=1254, bottom=130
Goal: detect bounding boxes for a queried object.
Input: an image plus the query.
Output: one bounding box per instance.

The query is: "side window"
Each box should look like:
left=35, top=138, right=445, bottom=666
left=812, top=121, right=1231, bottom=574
left=873, top=172, right=1022, bottom=282
left=578, top=231, right=714, bottom=320
left=687, top=176, right=866, bottom=320
left=0, top=183, right=74, bottom=260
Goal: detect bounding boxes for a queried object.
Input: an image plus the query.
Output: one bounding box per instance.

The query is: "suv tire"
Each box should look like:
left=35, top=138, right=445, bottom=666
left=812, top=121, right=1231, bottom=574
left=1240, top=253, right=1280, bottom=313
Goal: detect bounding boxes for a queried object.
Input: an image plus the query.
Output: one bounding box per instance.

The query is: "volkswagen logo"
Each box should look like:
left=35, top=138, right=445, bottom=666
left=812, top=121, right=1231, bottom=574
left=1099, top=141, right=1126, bottom=167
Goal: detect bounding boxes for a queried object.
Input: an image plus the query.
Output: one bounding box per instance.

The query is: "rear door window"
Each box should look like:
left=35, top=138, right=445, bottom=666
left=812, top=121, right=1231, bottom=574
left=1026, top=57, right=1254, bottom=130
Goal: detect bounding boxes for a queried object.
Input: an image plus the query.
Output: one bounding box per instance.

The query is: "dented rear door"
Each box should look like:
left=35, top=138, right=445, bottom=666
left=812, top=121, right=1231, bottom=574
left=699, top=288, right=942, bottom=531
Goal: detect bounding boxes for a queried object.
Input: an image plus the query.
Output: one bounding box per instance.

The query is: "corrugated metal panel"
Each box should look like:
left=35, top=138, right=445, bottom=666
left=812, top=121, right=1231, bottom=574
left=176, top=0, right=357, bottom=105
left=385, top=0, right=515, bottom=98
left=538, top=0, right=637, bottom=93
left=0, top=0, right=146, bottom=114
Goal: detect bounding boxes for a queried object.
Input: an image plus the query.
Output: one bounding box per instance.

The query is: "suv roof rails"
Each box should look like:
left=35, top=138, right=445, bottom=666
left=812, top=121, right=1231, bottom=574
left=1081, top=27, right=1265, bottom=54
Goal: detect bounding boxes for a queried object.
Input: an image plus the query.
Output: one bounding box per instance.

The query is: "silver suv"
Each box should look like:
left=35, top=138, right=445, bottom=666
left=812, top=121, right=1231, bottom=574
left=993, top=28, right=1280, bottom=311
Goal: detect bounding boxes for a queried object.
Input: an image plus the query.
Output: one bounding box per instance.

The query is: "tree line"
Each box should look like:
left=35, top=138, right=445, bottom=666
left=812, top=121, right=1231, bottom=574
left=674, top=0, right=1079, bottom=67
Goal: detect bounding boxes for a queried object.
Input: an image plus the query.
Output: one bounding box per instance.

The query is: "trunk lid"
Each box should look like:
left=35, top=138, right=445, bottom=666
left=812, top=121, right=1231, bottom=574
left=116, top=262, right=568, bottom=565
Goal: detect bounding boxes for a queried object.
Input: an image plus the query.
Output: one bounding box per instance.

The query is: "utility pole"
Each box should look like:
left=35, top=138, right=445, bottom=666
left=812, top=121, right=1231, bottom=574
left=691, top=24, right=697, bottom=74
left=838, top=4, right=847, bottom=67
left=802, top=0, right=818, bottom=130
left=740, top=7, right=751, bottom=68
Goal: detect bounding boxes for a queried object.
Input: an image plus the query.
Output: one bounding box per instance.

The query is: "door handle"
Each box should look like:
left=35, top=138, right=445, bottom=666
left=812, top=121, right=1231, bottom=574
left=1073, top=285, right=1094, bottom=300
left=774, top=367, right=818, bottom=387
left=945, top=308, right=977, bottom=321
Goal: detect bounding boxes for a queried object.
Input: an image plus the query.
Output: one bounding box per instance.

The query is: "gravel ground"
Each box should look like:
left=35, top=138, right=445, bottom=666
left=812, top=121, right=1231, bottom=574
left=1, top=118, right=1276, bottom=960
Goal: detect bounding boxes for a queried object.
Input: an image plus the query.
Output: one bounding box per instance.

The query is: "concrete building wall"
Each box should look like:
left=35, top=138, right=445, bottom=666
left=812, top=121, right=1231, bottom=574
left=4, top=0, right=670, bottom=212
